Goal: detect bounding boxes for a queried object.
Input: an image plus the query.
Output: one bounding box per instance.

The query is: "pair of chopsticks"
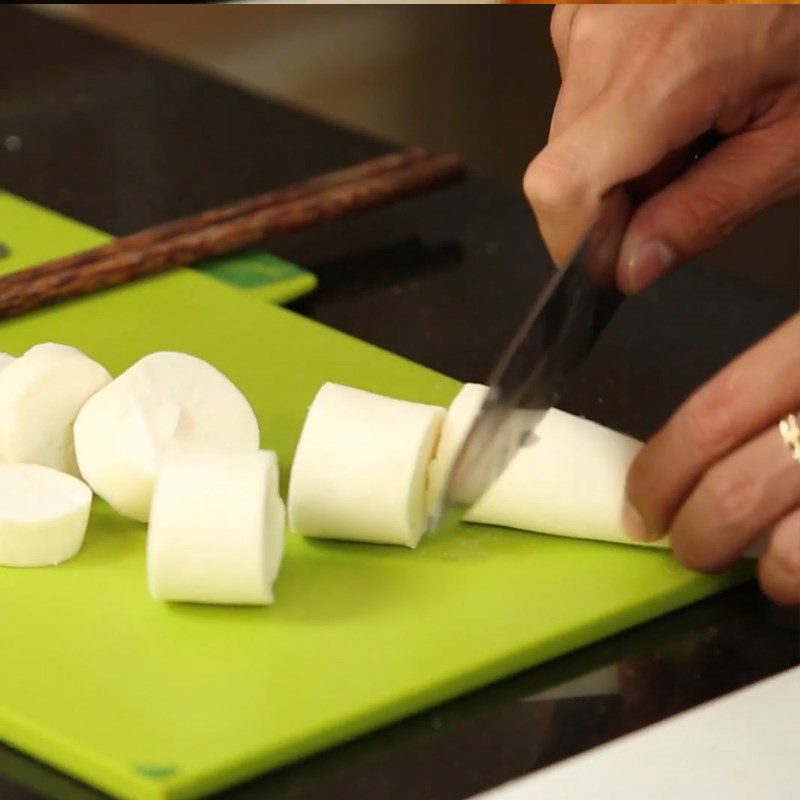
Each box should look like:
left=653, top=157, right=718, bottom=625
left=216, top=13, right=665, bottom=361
left=0, top=147, right=465, bottom=320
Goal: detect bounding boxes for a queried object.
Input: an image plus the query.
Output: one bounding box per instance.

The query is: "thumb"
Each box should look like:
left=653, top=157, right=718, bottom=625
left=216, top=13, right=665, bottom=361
left=618, top=115, right=800, bottom=294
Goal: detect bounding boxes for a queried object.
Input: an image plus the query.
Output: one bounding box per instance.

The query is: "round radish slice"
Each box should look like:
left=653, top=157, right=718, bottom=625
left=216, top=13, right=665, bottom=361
left=288, top=382, right=445, bottom=548
left=426, top=383, right=490, bottom=522
left=147, top=445, right=285, bottom=605
left=0, top=343, right=111, bottom=476
left=74, top=352, right=259, bottom=522
left=0, top=464, right=92, bottom=567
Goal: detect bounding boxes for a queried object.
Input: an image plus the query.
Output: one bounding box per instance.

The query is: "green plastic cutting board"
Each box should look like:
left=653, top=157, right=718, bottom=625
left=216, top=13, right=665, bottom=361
left=0, top=202, right=749, bottom=800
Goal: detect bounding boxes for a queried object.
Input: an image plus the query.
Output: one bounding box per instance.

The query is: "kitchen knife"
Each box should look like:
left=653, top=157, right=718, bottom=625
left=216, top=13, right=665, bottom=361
left=445, top=196, right=630, bottom=511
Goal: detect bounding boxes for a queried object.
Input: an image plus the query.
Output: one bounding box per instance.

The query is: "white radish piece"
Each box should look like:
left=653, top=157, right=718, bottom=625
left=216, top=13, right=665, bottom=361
left=288, top=382, right=445, bottom=548
left=75, top=352, right=260, bottom=522
left=465, top=406, right=658, bottom=547
left=0, top=354, right=16, bottom=373
left=0, top=464, right=92, bottom=567
left=0, top=343, right=111, bottom=476
left=147, top=445, right=285, bottom=605
left=79, top=385, right=183, bottom=522
left=435, top=385, right=762, bottom=556
left=458, top=389, right=764, bottom=557
left=23, top=343, right=88, bottom=364
left=426, top=382, right=490, bottom=521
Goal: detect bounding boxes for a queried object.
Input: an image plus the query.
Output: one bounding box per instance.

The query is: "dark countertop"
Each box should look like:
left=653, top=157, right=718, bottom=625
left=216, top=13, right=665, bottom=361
left=1, top=7, right=798, bottom=800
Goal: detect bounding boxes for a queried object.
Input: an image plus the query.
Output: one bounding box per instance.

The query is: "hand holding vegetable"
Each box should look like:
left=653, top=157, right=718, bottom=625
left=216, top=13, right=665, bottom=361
left=625, top=313, right=800, bottom=606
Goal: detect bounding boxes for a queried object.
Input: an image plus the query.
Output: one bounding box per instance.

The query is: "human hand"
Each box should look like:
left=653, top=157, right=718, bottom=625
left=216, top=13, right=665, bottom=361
left=623, top=312, right=800, bottom=606
left=524, top=4, right=800, bottom=291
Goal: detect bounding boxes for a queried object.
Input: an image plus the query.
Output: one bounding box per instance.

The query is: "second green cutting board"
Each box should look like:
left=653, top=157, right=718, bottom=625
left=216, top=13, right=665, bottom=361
left=0, top=268, right=748, bottom=800
left=0, top=191, right=317, bottom=305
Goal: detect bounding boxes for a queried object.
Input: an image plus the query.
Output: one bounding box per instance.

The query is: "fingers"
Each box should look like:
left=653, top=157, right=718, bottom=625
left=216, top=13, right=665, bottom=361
left=548, top=87, right=576, bottom=142
left=548, top=6, right=602, bottom=142
left=758, top=508, right=800, bottom=606
left=524, top=82, right=711, bottom=267
left=668, top=420, right=800, bottom=573
left=550, top=4, right=580, bottom=75
left=618, top=113, right=800, bottom=293
left=625, top=313, right=800, bottom=539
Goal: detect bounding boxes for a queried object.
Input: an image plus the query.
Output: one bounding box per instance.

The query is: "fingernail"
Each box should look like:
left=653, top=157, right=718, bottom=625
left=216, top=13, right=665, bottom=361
left=622, top=500, right=650, bottom=542
left=626, top=240, right=676, bottom=293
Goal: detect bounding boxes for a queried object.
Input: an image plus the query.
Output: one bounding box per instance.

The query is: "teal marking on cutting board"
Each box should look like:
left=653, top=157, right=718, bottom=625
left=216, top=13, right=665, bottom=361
left=198, top=250, right=304, bottom=288
left=196, top=250, right=317, bottom=304
left=134, top=766, right=178, bottom=781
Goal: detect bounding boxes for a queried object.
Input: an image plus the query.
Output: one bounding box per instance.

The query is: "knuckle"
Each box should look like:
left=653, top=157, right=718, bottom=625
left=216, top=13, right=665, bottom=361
left=672, top=525, right=729, bottom=574
left=679, top=188, right=740, bottom=251
left=550, top=6, right=568, bottom=48
left=523, top=150, right=586, bottom=215
left=672, top=462, right=760, bottom=575
left=681, top=379, right=737, bottom=455
left=674, top=542, right=718, bottom=574
left=702, top=463, right=759, bottom=533
left=569, top=8, right=602, bottom=49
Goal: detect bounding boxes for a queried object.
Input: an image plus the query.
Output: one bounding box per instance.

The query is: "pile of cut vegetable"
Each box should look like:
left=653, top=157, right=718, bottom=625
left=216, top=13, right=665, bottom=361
left=0, top=342, right=657, bottom=606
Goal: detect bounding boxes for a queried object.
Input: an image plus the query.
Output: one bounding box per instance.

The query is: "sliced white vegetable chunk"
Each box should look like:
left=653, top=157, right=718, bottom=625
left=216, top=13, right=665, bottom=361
left=147, top=445, right=285, bottom=605
left=437, top=385, right=761, bottom=556
left=23, top=343, right=88, bottom=364
left=0, top=354, right=16, bottom=373
left=0, top=464, right=92, bottom=567
left=426, top=382, right=490, bottom=521
left=465, top=406, right=656, bottom=546
left=0, top=343, right=111, bottom=476
left=74, top=352, right=259, bottom=522
left=288, top=382, right=445, bottom=548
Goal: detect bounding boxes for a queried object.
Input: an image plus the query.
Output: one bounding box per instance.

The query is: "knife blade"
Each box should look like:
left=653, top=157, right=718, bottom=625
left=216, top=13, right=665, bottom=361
left=444, top=195, right=630, bottom=511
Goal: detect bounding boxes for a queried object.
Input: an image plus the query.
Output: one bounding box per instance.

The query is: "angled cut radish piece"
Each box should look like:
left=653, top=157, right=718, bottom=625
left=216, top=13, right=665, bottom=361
left=0, top=354, right=16, bottom=373
left=458, top=387, right=764, bottom=556
left=465, top=405, right=657, bottom=546
left=74, top=352, right=260, bottom=522
left=148, top=445, right=285, bottom=605
left=0, top=343, right=111, bottom=476
left=0, top=464, right=92, bottom=567
left=426, top=382, right=490, bottom=521
left=288, top=382, right=445, bottom=548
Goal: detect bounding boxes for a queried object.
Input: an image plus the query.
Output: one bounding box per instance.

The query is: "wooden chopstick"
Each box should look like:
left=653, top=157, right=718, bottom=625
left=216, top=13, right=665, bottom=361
left=1, top=148, right=434, bottom=287
left=0, top=149, right=464, bottom=319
